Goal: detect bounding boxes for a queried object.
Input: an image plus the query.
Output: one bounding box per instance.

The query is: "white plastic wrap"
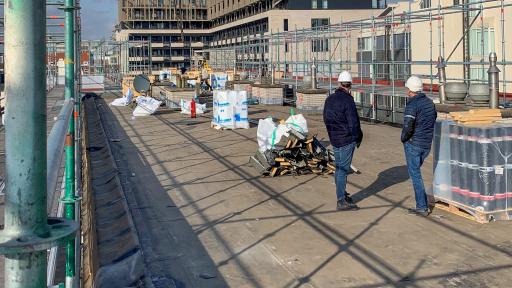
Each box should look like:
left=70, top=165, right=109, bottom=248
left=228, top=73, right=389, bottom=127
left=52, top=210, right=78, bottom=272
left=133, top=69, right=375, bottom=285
left=234, top=91, right=249, bottom=129
left=133, top=96, right=162, bottom=117
left=285, top=114, right=308, bottom=134
left=433, top=120, right=512, bottom=221
left=212, top=90, right=249, bottom=129
left=111, top=88, right=133, bottom=107
left=180, top=99, right=207, bottom=115
left=213, top=91, right=235, bottom=129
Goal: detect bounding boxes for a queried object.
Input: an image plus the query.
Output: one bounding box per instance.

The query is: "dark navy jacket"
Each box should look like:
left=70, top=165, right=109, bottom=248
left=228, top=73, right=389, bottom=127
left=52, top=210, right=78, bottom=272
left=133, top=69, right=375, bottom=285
left=401, top=93, right=437, bottom=150
left=323, top=88, right=363, bottom=148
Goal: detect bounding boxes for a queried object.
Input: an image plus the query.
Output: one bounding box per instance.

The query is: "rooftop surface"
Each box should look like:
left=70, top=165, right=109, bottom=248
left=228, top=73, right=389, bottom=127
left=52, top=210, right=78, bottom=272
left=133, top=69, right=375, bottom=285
left=97, top=92, right=512, bottom=288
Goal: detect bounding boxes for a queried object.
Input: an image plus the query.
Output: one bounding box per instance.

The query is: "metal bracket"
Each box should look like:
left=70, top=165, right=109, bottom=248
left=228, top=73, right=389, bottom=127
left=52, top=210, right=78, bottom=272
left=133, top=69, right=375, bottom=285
left=60, top=196, right=82, bottom=204
left=57, top=5, right=81, bottom=11
left=0, top=217, right=78, bottom=255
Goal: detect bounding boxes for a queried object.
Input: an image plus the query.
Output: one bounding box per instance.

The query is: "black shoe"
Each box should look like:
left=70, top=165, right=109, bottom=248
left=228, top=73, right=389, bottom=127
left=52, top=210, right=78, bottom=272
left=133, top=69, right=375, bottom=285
left=337, top=201, right=360, bottom=211
left=345, top=193, right=354, bottom=204
left=407, top=208, right=430, bottom=216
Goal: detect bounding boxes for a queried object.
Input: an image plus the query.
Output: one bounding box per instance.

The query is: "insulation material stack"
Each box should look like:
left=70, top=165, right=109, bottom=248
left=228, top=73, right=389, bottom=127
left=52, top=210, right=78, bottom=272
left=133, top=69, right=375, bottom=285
left=260, top=86, right=284, bottom=105
left=296, top=89, right=329, bottom=113
left=212, top=90, right=249, bottom=129
left=433, top=120, right=512, bottom=221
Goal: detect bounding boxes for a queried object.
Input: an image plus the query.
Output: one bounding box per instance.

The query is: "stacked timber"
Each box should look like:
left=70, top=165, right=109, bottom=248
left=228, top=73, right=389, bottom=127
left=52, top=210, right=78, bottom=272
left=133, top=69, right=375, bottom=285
left=449, top=109, right=502, bottom=124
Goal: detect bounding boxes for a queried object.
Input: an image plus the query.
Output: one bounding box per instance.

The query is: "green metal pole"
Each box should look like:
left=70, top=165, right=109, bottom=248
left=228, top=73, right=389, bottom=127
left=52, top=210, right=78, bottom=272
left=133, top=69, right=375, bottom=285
left=64, top=0, right=77, bottom=287
left=3, top=1, right=48, bottom=287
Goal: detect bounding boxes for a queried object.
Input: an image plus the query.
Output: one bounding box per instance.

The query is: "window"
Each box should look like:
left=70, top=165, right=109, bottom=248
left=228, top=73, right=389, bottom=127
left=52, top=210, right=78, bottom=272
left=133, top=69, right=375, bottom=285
left=284, top=19, right=288, bottom=32
left=358, top=37, right=372, bottom=51
left=322, top=0, right=328, bottom=9
left=311, top=18, right=329, bottom=30
left=311, top=19, right=329, bottom=52
left=470, top=27, right=495, bottom=81
left=420, top=0, right=431, bottom=9
left=312, top=0, right=317, bottom=9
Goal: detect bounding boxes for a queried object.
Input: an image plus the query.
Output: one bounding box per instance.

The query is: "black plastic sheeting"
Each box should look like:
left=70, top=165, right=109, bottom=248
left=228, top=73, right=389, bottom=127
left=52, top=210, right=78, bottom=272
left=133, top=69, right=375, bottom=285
left=84, top=94, right=145, bottom=287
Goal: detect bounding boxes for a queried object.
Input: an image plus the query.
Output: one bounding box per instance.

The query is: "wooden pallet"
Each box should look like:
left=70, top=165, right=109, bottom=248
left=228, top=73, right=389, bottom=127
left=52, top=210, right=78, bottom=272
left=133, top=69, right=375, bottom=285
left=434, top=197, right=511, bottom=224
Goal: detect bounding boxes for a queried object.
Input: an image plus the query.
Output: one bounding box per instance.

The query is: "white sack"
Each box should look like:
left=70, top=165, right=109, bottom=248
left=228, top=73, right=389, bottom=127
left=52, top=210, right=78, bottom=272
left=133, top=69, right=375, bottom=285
left=111, top=88, right=133, bottom=107
left=133, top=96, right=162, bottom=117
left=285, top=114, right=308, bottom=134
left=180, top=99, right=207, bottom=115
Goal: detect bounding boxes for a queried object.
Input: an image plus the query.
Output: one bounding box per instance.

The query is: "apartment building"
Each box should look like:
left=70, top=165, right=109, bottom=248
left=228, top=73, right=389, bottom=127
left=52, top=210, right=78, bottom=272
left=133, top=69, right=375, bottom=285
left=115, top=0, right=212, bottom=73
left=115, top=0, right=387, bottom=73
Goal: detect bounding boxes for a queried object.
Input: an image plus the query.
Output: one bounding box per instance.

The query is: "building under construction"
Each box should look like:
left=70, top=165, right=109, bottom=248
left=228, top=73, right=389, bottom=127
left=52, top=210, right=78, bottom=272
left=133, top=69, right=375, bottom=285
left=115, top=0, right=388, bottom=73
left=3, top=1, right=512, bottom=288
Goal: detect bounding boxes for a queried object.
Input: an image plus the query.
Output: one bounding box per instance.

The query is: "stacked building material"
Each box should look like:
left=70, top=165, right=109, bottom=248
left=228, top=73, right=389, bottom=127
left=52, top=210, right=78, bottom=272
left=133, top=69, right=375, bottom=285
left=251, top=83, right=284, bottom=105
left=433, top=120, right=512, bottom=222
left=449, top=109, right=502, bottom=124
left=296, top=88, right=329, bottom=113
left=250, top=129, right=336, bottom=177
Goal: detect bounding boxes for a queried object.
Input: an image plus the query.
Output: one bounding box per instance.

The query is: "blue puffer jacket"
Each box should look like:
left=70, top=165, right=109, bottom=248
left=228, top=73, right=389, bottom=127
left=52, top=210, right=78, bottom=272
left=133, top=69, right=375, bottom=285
left=401, top=93, right=437, bottom=150
left=323, top=88, right=363, bottom=148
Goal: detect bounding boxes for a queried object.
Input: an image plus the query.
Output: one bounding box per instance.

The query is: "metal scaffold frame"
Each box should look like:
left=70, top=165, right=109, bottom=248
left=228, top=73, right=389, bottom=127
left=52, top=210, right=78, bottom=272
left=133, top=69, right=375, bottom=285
left=203, top=0, right=511, bottom=105
left=0, top=0, right=82, bottom=287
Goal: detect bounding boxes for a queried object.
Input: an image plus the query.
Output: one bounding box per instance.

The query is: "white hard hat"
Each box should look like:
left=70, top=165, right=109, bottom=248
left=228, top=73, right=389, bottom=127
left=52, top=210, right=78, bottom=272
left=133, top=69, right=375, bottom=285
left=338, top=70, right=352, bottom=83
left=405, top=76, right=423, bottom=92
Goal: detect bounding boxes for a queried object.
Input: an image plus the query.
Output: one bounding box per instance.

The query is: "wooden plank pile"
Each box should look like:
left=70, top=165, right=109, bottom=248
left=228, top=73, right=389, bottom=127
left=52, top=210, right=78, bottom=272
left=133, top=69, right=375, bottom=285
left=250, top=129, right=337, bottom=177
left=449, top=109, right=502, bottom=125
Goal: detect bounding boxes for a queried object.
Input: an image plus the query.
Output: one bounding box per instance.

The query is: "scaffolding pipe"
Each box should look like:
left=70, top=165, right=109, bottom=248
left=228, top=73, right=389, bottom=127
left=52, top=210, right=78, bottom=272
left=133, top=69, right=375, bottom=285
left=64, top=0, right=77, bottom=287
left=2, top=1, right=49, bottom=287
left=488, top=52, right=500, bottom=109
left=437, top=56, right=447, bottom=104
left=311, top=58, right=318, bottom=90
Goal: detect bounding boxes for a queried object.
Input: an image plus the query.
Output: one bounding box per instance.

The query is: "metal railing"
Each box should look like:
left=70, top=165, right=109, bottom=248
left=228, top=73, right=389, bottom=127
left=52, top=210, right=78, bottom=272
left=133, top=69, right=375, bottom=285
left=0, top=0, right=82, bottom=287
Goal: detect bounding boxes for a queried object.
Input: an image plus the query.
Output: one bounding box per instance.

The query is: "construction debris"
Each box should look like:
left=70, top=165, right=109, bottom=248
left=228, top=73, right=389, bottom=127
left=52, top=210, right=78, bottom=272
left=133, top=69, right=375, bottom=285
left=251, top=127, right=338, bottom=177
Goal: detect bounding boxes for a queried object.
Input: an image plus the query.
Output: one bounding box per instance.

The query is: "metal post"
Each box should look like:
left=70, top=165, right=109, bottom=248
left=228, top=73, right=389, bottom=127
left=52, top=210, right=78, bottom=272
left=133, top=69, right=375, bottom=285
left=2, top=1, right=48, bottom=287
left=437, top=56, right=447, bottom=104
left=480, top=4, right=485, bottom=83
left=295, top=25, right=298, bottom=87
left=500, top=0, right=506, bottom=102
left=488, top=52, right=500, bottom=109
left=371, top=17, right=377, bottom=121
left=74, top=4, right=82, bottom=285
left=390, top=10, right=396, bottom=123
left=429, top=11, right=433, bottom=93
left=64, top=0, right=77, bottom=287
left=311, top=57, right=318, bottom=90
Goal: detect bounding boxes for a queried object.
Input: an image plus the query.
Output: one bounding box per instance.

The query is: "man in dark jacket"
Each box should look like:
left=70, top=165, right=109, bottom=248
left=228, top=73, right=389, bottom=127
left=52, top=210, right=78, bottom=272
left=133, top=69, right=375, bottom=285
left=323, top=71, right=363, bottom=211
left=401, top=76, right=438, bottom=216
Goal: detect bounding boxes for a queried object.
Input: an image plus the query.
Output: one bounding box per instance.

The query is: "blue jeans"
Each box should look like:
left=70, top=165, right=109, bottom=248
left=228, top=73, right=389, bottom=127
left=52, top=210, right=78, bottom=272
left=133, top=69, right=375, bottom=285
left=334, top=142, right=356, bottom=202
left=404, top=142, right=430, bottom=210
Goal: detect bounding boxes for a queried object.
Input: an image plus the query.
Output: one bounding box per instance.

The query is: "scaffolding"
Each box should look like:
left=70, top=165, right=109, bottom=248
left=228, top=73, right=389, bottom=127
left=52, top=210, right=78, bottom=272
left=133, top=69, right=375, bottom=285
left=204, top=0, right=512, bottom=111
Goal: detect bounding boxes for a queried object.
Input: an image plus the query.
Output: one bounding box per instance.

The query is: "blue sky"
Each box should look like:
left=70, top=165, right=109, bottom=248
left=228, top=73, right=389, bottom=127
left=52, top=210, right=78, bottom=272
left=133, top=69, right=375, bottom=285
left=47, top=0, right=117, bottom=40
left=81, top=0, right=118, bottom=40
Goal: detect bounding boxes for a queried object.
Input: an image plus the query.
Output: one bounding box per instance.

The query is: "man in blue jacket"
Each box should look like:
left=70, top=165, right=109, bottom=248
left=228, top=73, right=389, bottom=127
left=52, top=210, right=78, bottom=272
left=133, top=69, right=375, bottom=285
left=323, top=71, right=363, bottom=211
left=401, top=76, right=437, bottom=216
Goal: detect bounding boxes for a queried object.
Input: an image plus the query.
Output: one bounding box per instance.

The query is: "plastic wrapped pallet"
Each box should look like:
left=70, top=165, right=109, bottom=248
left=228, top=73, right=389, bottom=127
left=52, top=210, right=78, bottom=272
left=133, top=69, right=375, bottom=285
left=433, top=119, right=512, bottom=221
left=234, top=91, right=249, bottom=129
left=212, top=90, right=249, bottom=130
left=212, top=90, right=235, bottom=129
